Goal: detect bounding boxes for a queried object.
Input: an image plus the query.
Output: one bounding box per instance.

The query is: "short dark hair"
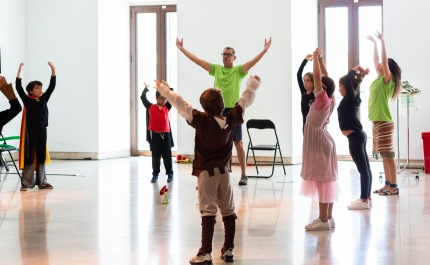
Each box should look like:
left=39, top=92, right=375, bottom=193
left=155, top=91, right=161, bottom=98
left=26, top=81, right=43, bottom=95
left=224, top=47, right=235, bottom=55
left=200, top=88, right=224, bottom=115
left=339, top=72, right=364, bottom=95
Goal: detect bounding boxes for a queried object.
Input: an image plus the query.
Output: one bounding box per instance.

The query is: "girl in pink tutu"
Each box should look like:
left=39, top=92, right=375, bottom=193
left=300, top=48, right=339, bottom=231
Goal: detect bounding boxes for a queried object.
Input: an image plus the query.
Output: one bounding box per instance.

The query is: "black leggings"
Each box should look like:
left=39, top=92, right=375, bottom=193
left=347, top=130, right=372, bottom=198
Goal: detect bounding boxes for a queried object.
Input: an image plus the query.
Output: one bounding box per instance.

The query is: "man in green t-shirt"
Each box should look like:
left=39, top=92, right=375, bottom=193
left=176, top=37, right=272, bottom=185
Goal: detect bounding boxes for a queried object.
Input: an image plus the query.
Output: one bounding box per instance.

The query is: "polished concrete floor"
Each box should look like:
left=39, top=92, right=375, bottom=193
left=0, top=157, right=429, bottom=265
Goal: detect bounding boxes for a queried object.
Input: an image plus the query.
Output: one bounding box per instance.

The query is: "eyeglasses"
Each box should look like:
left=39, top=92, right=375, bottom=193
left=158, top=97, right=167, bottom=101
left=221, top=53, right=234, bottom=57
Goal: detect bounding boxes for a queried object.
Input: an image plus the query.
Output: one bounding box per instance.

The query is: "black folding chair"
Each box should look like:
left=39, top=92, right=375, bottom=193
left=245, top=119, right=286, bottom=178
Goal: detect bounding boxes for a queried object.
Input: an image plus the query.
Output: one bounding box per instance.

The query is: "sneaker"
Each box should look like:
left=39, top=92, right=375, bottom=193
left=368, top=197, right=373, bottom=207
left=220, top=248, right=234, bottom=262
left=347, top=199, right=370, bottom=210
left=305, top=218, right=331, bottom=231
left=151, top=176, right=158, bottom=183
left=329, top=218, right=335, bottom=228
left=189, top=253, right=212, bottom=265
left=167, top=174, right=173, bottom=183
left=20, top=185, right=31, bottom=191
left=238, top=175, right=248, bottom=185
left=39, top=183, right=53, bottom=189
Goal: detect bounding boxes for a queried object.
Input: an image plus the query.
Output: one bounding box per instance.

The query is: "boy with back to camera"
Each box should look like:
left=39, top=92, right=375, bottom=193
left=154, top=75, right=261, bottom=265
left=16, top=62, right=56, bottom=191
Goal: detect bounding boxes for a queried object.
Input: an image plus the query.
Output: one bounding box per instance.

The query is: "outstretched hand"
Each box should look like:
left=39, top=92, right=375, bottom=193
left=143, top=82, right=150, bottom=88
left=367, top=35, right=376, bottom=43
left=305, top=54, right=313, bottom=61
left=264, top=37, right=272, bottom=52
left=313, top=49, right=319, bottom=59
left=48, top=62, right=55, bottom=69
left=153, top=79, right=170, bottom=90
left=362, top=68, right=370, bottom=76
left=176, top=37, right=184, bottom=50
left=374, top=30, right=384, bottom=41
left=18, top=63, right=24, bottom=71
left=250, top=75, right=261, bottom=82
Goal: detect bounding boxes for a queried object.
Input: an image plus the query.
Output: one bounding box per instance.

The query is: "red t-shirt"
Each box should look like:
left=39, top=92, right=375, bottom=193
left=148, top=105, right=170, bottom=132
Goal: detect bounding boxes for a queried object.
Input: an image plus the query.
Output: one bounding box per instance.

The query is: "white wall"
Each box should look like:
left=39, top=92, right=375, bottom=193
left=0, top=0, right=26, bottom=142
left=385, top=1, right=430, bottom=160
left=98, top=0, right=130, bottom=155
left=176, top=0, right=293, bottom=159
left=291, top=0, right=317, bottom=162
left=25, top=0, right=99, bottom=153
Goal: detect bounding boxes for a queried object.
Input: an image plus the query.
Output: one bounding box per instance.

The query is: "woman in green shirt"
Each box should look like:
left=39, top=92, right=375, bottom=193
left=367, top=31, right=402, bottom=196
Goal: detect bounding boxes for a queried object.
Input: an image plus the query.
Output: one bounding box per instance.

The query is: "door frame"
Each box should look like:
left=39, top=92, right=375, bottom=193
left=130, top=5, right=177, bottom=156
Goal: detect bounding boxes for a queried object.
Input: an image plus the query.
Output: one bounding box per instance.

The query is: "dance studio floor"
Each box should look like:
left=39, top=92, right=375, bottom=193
left=0, top=157, right=429, bottom=265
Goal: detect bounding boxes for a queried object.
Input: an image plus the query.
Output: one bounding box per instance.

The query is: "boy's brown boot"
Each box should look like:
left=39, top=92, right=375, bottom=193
left=221, top=214, right=236, bottom=262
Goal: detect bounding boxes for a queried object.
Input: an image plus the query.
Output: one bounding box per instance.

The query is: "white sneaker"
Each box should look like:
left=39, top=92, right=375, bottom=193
left=305, top=218, right=331, bottom=231
left=351, top=198, right=373, bottom=207
left=329, top=218, right=335, bottom=228
left=189, top=253, right=212, bottom=265
left=347, top=199, right=370, bottom=210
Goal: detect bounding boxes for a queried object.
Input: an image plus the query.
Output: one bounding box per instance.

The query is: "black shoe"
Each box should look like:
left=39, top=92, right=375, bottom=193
left=220, top=248, right=234, bottom=262
left=39, top=183, right=54, bottom=189
left=167, top=174, right=173, bottom=182
left=151, top=176, right=158, bottom=183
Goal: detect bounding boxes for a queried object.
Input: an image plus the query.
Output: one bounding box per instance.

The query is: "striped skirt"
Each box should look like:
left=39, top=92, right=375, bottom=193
left=372, top=121, right=395, bottom=159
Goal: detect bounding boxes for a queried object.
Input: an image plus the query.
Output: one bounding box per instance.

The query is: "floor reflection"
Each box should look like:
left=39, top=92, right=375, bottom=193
left=19, top=190, right=51, bottom=265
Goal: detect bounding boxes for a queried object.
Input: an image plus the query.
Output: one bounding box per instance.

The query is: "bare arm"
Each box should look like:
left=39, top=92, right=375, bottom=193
left=375, top=32, right=392, bottom=83
left=237, top=75, right=261, bottom=114
left=176, top=38, right=212, bottom=72
left=316, top=47, right=328, bottom=77
left=242, top=38, right=272, bottom=74
left=367, top=35, right=381, bottom=76
left=312, top=50, right=323, bottom=94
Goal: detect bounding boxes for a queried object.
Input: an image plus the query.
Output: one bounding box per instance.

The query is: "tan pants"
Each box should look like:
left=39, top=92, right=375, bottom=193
left=198, top=167, right=235, bottom=217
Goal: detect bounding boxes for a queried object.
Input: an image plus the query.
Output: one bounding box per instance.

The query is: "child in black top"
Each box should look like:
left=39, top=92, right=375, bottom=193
left=16, top=62, right=56, bottom=191
left=140, top=82, right=174, bottom=183
left=297, top=52, right=328, bottom=132
left=338, top=65, right=372, bottom=210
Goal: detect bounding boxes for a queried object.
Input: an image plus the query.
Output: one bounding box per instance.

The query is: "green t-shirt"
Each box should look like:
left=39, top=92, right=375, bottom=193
left=368, top=76, right=395, bottom=121
left=210, top=64, right=248, bottom=108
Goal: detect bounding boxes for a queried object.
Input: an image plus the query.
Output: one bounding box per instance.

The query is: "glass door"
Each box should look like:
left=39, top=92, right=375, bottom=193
left=318, top=0, right=383, bottom=156
left=130, top=6, right=177, bottom=156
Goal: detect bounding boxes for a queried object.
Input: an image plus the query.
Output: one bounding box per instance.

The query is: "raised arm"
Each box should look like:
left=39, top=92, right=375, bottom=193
left=43, top=62, right=56, bottom=101
left=17, top=63, right=24, bottom=79
left=242, top=38, right=272, bottom=74
left=297, top=55, right=311, bottom=95
left=375, top=32, right=392, bottom=83
left=155, top=80, right=194, bottom=123
left=237, top=75, right=261, bottom=114
left=367, top=35, right=381, bottom=76
left=317, top=48, right=329, bottom=77
left=312, top=50, right=323, bottom=94
left=176, top=38, right=212, bottom=72
left=140, top=82, right=152, bottom=109
left=15, top=63, right=27, bottom=101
